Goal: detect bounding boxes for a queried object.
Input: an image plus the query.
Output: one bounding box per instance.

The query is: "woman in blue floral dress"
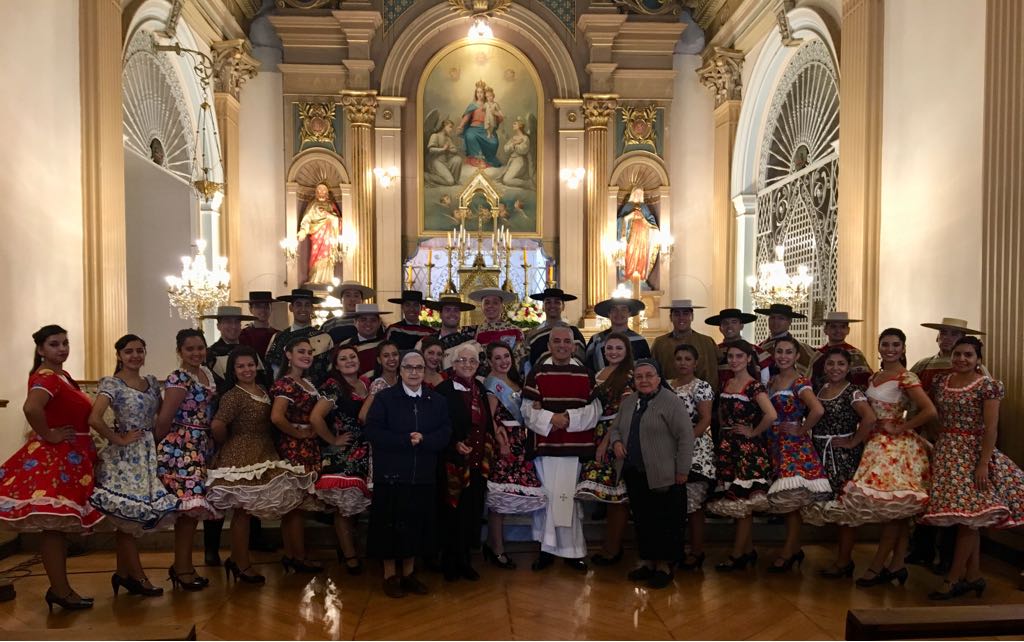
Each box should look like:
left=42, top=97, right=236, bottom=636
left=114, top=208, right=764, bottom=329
left=89, top=334, right=178, bottom=597
left=155, top=329, right=219, bottom=591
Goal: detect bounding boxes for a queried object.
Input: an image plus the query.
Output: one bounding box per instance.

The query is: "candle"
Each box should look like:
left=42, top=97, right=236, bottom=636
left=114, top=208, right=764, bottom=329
left=522, top=248, right=528, bottom=266
left=427, top=247, right=433, bottom=266
left=406, top=265, right=413, bottom=287
left=547, top=264, right=554, bottom=285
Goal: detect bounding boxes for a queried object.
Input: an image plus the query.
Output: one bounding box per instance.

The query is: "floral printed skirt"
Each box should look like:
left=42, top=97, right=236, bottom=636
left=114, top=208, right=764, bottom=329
left=802, top=435, right=864, bottom=526
left=841, top=428, right=930, bottom=526
left=706, top=429, right=773, bottom=519
left=920, top=430, right=1024, bottom=529
left=765, top=427, right=832, bottom=514
left=315, top=439, right=372, bottom=517
left=157, top=424, right=219, bottom=521
left=576, top=416, right=627, bottom=503
left=0, top=435, right=102, bottom=532
left=91, top=432, right=179, bottom=535
left=686, top=432, right=716, bottom=514
left=486, top=423, right=546, bottom=514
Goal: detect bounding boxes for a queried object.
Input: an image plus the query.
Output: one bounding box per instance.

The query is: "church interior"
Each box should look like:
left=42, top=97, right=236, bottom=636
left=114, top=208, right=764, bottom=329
left=1, top=0, right=1023, bottom=639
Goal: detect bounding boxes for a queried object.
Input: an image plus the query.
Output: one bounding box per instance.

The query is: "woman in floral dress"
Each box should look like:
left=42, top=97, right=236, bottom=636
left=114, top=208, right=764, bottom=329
left=482, top=342, right=546, bottom=570
left=576, top=333, right=634, bottom=565
left=0, top=325, right=102, bottom=610
left=764, top=337, right=829, bottom=572
left=671, top=344, right=715, bottom=571
left=359, top=340, right=401, bottom=423
left=843, top=328, right=937, bottom=588
left=802, top=347, right=876, bottom=579
left=89, top=333, right=178, bottom=597
left=310, top=345, right=373, bottom=574
left=155, top=328, right=220, bottom=591
left=707, top=340, right=778, bottom=571
left=270, top=337, right=327, bottom=573
left=921, top=336, right=1024, bottom=599
left=208, top=346, right=316, bottom=584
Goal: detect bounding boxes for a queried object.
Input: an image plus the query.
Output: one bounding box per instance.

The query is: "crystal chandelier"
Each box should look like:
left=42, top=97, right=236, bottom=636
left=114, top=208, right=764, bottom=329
left=746, top=245, right=813, bottom=307
left=165, top=239, right=230, bottom=324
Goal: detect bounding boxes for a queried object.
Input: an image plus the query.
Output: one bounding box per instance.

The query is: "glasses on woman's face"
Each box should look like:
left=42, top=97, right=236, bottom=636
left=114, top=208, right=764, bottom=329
left=453, top=357, right=479, bottom=366
left=401, top=364, right=425, bottom=372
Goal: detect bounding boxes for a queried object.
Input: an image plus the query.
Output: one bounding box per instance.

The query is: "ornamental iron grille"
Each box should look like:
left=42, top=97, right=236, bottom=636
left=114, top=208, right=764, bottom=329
left=753, top=38, right=839, bottom=344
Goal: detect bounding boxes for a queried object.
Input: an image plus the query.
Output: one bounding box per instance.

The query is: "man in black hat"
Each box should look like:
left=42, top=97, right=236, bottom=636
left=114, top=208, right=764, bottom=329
left=321, top=280, right=376, bottom=341
left=265, top=288, right=334, bottom=385
left=334, top=303, right=391, bottom=379
left=237, top=291, right=279, bottom=358
left=705, top=308, right=758, bottom=390
left=201, top=305, right=261, bottom=394
left=650, top=299, right=717, bottom=390
left=384, top=290, right=437, bottom=351
left=754, top=303, right=816, bottom=384
left=423, top=295, right=478, bottom=370
left=584, top=296, right=651, bottom=372
left=524, top=288, right=585, bottom=371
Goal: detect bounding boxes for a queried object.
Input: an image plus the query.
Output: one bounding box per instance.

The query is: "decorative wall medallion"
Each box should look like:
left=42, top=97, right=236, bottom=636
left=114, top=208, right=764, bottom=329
left=298, top=102, right=337, bottom=146
left=620, top=105, right=657, bottom=147
left=382, top=109, right=393, bottom=121
left=567, top=111, right=577, bottom=123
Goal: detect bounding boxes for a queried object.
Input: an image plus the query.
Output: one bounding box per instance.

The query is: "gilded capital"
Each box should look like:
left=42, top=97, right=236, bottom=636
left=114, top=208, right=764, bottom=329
left=583, top=94, right=618, bottom=130
left=212, top=39, right=260, bottom=100
left=341, top=92, right=378, bottom=127
left=696, top=47, right=744, bottom=108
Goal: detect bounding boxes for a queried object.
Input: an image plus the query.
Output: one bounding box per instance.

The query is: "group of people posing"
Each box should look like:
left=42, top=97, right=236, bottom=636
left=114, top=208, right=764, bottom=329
left=1, top=280, right=1022, bottom=610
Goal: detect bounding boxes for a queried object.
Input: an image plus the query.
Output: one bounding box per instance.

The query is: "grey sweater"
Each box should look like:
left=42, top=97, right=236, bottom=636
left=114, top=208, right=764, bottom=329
left=609, top=386, right=694, bottom=490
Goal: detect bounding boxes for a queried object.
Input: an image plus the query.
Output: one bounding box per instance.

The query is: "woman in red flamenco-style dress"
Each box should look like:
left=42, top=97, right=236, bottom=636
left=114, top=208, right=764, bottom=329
left=0, top=325, right=103, bottom=611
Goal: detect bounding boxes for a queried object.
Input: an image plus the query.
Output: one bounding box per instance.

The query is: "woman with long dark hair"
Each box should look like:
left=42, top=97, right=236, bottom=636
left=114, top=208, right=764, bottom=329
left=208, top=346, right=316, bottom=584
left=89, top=333, right=177, bottom=597
left=0, top=325, right=102, bottom=610
left=155, top=328, right=220, bottom=591
left=577, top=332, right=635, bottom=565
left=482, top=341, right=545, bottom=569
left=707, top=340, right=778, bottom=571
left=843, top=328, right=936, bottom=588
left=921, top=336, right=1024, bottom=599
left=358, top=340, right=401, bottom=423
left=421, top=337, right=448, bottom=389
left=310, top=344, right=373, bottom=574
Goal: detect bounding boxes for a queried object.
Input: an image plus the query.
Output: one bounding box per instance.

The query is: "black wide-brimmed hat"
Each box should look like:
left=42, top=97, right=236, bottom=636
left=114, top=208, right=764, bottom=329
left=529, top=287, right=577, bottom=302
left=199, top=305, right=257, bottom=321
left=424, top=294, right=476, bottom=312
left=276, top=288, right=324, bottom=304
left=754, top=303, right=806, bottom=320
left=235, top=291, right=274, bottom=304
left=594, top=297, right=645, bottom=318
left=469, top=288, right=516, bottom=304
left=704, top=308, right=757, bottom=325
left=387, top=290, right=426, bottom=305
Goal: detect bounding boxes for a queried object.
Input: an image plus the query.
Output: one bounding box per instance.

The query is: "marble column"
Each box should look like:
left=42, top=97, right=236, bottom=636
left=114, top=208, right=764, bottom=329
left=836, top=0, right=884, bottom=352
left=582, top=94, right=617, bottom=321
left=342, top=90, right=378, bottom=292
left=697, top=47, right=744, bottom=314
left=212, top=39, right=259, bottom=302
left=982, top=0, right=1024, bottom=463
left=80, top=0, right=127, bottom=378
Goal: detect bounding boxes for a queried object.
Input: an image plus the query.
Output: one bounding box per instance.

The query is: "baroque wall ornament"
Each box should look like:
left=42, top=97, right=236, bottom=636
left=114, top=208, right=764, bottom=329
left=276, top=0, right=336, bottom=8
left=620, top=105, right=657, bottom=147
left=341, top=93, right=378, bottom=127
left=298, top=102, right=337, bottom=146
left=211, top=39, right=260, bottom=100
left=583, top=95, right=617, bottom=129
left=446, top=0, right=513, bottom=18
left=696, top=47, right=744, bottom=108
left=611, top=0, right=684, bottom=15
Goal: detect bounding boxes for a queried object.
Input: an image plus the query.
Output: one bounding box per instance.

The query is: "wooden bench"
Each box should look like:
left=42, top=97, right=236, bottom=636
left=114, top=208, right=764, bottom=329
left=0, top=624, right=196, bottom=641
left=846, top=605, right=1024, bottom=640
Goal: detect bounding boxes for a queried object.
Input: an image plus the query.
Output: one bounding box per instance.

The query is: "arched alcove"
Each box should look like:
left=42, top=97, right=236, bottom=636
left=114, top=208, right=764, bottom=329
left=285, top=148, right=354, bottom=286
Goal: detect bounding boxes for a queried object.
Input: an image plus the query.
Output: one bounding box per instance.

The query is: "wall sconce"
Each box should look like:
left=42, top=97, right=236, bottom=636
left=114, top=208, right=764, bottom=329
left=373, top=166, right=400, bottom=188
left=468, top=15, right=493, bottom=40
left=653, top=229, right=675, bottom=258
left=279, top=237, right=298, bottom=264
left=559, top=167, right=586, bottom=189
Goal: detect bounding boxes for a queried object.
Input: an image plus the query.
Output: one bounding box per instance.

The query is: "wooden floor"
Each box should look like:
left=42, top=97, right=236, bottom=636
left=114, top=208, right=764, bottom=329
left=1, top=545, right=1022, bottom=640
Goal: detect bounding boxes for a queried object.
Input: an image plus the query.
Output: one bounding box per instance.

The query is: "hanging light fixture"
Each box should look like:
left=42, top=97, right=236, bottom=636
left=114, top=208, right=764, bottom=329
left=468, top=15, right=493, bottom=40
left=165, top=239, right=230, bottom=324
left=747, top=245, right=813, bottom=307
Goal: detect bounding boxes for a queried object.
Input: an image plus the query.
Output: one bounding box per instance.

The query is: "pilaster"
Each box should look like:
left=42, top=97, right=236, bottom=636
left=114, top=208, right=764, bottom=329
left=342, top=90, right=378, bottom=291
left=582, top=94, right=617, bottom=323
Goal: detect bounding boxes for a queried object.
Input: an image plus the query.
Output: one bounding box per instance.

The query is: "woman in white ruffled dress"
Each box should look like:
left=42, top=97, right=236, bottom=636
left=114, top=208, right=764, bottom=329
left=208, top=346, right=316, bottom=584
left=670, top=344, right=715, bottom=571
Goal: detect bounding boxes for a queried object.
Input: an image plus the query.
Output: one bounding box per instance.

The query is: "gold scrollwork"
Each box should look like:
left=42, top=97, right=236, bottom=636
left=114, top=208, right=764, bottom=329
left=447, top=0, right=513, bottom=18
left=610, top=0, right=684, bottom=16
left=298, top=102, right=337, bottom=147
left=620, top=105, right=658, bottom=147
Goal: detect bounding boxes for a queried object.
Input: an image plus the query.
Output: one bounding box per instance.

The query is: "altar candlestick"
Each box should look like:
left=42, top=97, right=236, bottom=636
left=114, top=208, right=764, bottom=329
left=427, top=247, right=433, bottom=267
left=406, top=265, right=414, bottom=290
left=547, top=264, right=554, bottom=286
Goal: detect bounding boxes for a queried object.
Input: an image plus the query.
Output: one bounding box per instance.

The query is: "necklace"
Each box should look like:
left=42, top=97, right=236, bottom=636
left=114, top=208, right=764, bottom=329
left=235, top=384, right=270, bottom=404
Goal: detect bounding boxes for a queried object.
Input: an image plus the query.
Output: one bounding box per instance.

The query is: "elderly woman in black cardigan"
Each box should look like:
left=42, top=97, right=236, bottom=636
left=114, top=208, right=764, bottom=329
left=365, top=350, right=452, bottom=598
left=610, top=359, right=694, bottom=589
left=434, top=341, right=495, bottom=581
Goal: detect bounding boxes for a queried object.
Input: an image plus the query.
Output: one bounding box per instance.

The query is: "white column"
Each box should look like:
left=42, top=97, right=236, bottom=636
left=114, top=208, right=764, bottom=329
left=732, top=193, right=756, bottom=341
left=374, top=96, right=406, bottom=307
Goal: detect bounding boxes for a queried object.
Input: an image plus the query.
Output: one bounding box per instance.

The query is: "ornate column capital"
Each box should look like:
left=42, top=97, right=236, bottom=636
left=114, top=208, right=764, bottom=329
left=212, top=39, right=260, bottom=100
left=341, top=91, right=378, bottom=127
left=696, top=47, right=745, bottom=108
left=582, top=94, right=618, bottom=130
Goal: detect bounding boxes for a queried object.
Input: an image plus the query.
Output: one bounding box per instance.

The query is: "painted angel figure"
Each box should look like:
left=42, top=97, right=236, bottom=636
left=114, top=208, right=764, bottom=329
left=496, top=116, right=536, bottom=189
left=296, top=182, right=341, bottom=285
left=424, top=114, right=464, bottom=187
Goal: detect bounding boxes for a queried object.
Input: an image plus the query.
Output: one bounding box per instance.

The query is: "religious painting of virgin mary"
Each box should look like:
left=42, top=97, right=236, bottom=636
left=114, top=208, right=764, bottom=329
left=418, top=40, right=543, bottom=236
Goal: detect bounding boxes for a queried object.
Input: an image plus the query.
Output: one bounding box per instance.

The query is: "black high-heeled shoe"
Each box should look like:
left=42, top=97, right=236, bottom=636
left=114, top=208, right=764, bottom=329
left=224, top=558, right=266, bottom=585
left=715, top=550, right=756, bottom=572
left=111, top=573, right=163, bottom=597
left=887, top=566, right=909, bottom=586
left=45, top=588, right=93, bottom=612
left=280, top=556, right=324, bottom=574
left=679, top=552, right=706, bottom=571
left=168, top=566, right=207, bottom=591
left=482, top=544, right=516, bottom=570
left=767, top=550, right=805, bottom=574
left=590, top=549, right=624, bottom=566
left=818, top=561, right=855, bottom=579
left=928, top=580, right=969, bottom=600
left=855, top=567, right=891, bottom=587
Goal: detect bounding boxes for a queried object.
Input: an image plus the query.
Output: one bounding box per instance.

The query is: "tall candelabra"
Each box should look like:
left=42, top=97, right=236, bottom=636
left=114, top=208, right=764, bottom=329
left=165, top=238, right=230, bottom=325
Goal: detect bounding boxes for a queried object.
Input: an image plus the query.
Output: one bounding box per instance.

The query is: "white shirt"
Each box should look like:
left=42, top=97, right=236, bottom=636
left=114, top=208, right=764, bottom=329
left=402, top=383, right=422, bottom=397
